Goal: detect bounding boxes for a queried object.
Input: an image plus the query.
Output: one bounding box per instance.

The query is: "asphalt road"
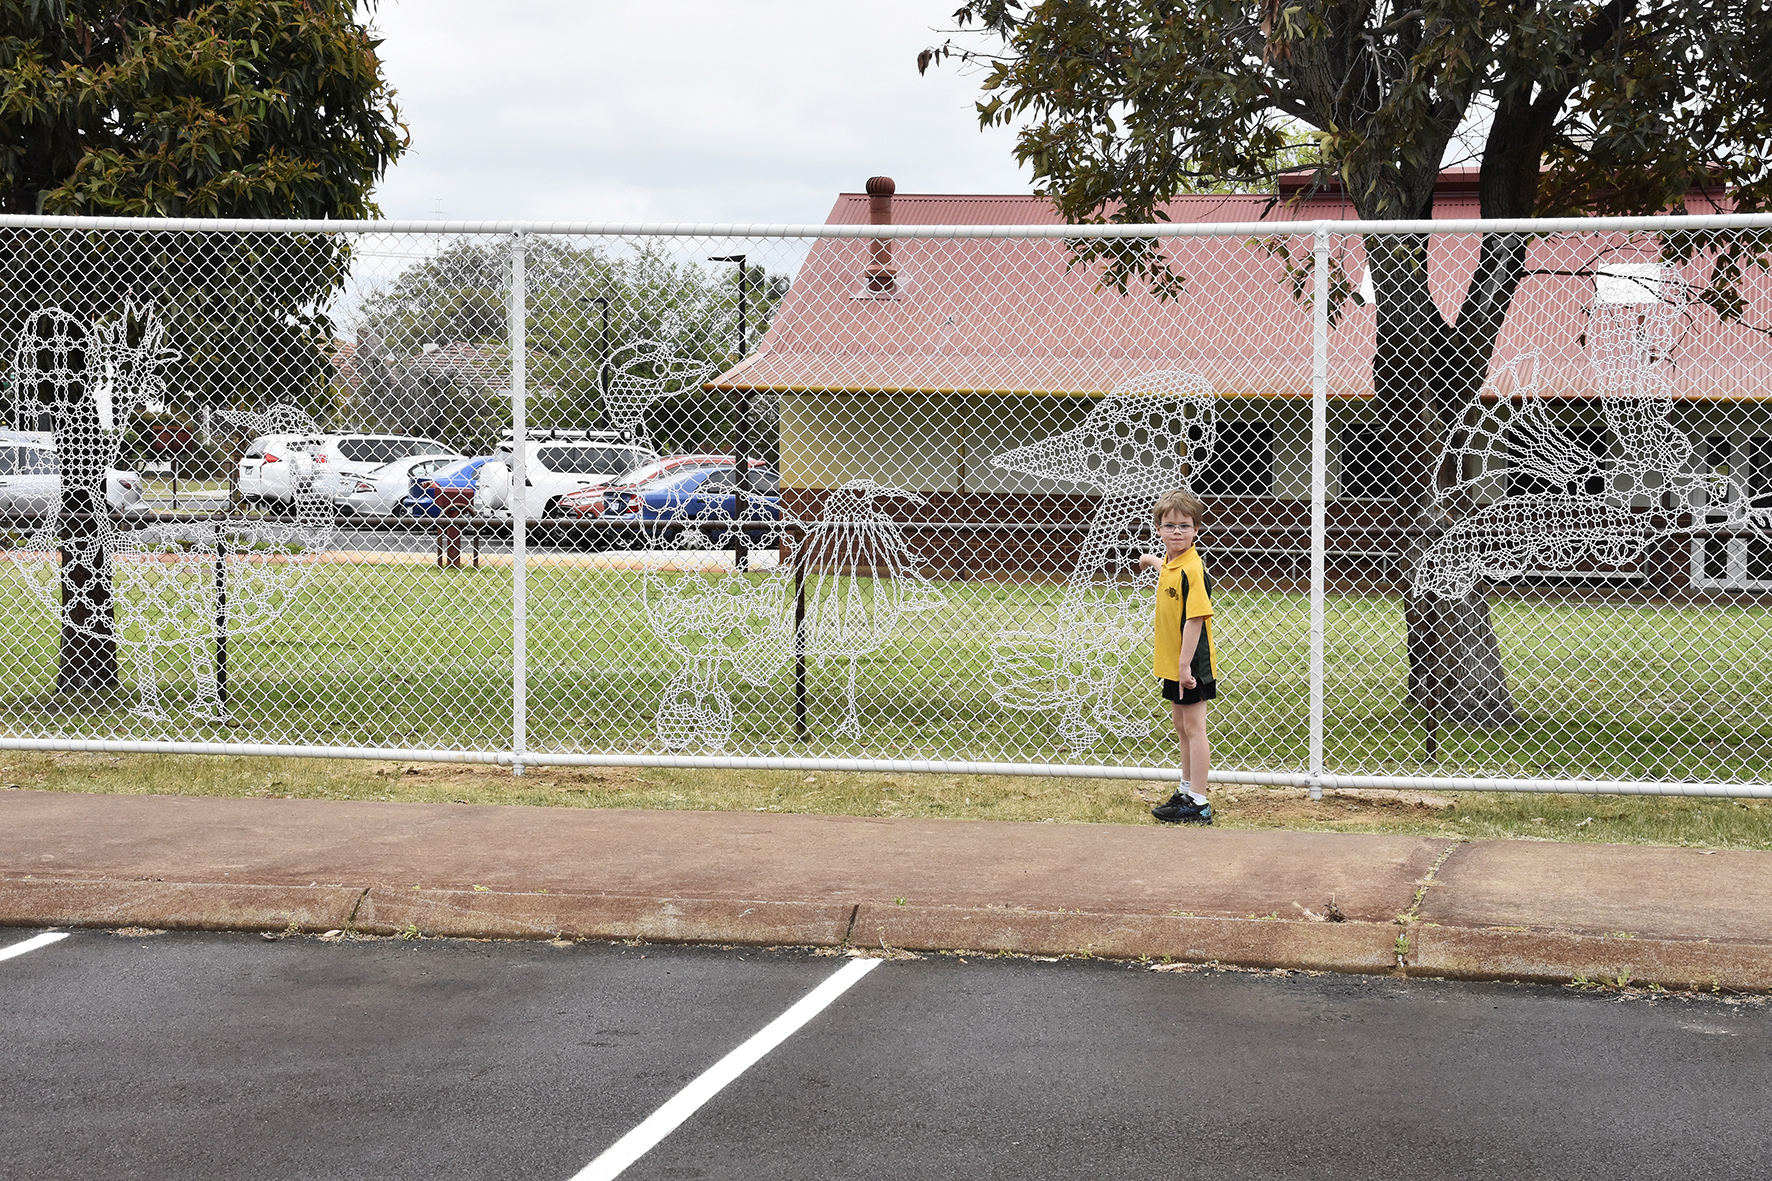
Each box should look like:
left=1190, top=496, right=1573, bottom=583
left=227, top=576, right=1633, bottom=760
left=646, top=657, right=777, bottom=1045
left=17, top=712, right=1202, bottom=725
left=3, top=929, right=1767, bottom=1180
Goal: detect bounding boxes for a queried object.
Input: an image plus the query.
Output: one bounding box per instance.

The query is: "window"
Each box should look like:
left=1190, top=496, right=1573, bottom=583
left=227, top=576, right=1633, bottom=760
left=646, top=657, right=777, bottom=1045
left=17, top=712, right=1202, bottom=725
left=1339, top=422, right=1400, bottom=498
left=1195, top=421, right=1274, bottom=497
left=17, top=448, right=58, bottom=475
left=1750, top=437, right=1772, bottom=510
left=697, top=470, right=737, bottom=493
left=537, top=445, right=638, bottom=475
left=1507, top=423, right=1607, bottom=497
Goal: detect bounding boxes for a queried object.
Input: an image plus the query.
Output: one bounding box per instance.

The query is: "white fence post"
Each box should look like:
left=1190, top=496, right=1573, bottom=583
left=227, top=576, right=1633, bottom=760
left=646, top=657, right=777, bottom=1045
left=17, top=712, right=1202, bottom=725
left=1309, top=226, right=1329, bottom=801
left=510, top=231, right=528, bottom=777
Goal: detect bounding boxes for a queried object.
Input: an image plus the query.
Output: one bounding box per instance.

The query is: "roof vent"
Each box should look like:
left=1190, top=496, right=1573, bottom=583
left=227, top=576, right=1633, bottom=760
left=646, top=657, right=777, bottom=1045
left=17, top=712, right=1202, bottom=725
left=865, top=176, right=896, bottom=295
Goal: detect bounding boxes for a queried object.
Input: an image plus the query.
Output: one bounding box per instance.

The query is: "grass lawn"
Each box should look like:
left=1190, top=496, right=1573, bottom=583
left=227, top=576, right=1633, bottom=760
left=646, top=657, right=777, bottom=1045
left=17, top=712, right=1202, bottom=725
left=6, top=751, right=1771, bottom=852
left=0, top=557, right=1767, bottom=788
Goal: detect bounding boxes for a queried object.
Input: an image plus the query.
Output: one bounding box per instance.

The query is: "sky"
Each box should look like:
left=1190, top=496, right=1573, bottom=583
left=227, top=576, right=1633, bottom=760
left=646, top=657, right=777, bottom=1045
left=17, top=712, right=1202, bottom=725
left=366, top=2, right=1033, bottom=226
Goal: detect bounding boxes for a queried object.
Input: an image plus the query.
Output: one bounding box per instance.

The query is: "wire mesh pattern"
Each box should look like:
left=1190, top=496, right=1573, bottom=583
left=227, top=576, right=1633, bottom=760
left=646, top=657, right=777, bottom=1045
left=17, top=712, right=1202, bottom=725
left=0, top=216, right=1768, bottom=794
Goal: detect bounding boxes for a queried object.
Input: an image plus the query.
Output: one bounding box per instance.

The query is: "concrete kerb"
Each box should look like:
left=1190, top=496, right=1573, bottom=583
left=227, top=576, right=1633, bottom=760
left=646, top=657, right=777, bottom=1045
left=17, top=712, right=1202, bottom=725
left=7, top=874, right=1772, bottom=992
left=5, top=792, right=1772, bottom=989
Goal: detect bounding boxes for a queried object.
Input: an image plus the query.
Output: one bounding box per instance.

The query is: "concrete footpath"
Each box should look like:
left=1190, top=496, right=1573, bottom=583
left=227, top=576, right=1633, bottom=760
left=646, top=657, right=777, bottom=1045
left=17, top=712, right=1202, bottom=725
left=4, top=789, right=1772, bottom=990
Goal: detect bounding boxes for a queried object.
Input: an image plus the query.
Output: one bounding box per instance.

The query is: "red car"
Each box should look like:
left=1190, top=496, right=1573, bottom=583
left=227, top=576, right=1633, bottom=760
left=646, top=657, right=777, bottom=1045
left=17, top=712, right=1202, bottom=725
left=556, top=453, right=735, bottom=519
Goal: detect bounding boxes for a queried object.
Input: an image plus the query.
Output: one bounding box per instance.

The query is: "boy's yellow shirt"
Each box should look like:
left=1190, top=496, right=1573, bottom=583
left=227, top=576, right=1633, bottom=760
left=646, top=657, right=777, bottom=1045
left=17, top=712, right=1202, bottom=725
left=1153, top=545, right=1217, bottom=683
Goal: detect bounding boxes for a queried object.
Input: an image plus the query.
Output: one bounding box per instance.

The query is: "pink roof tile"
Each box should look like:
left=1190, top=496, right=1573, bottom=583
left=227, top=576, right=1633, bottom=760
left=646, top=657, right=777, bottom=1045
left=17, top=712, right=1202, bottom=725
left=712, top=179, right=1772, bottom=401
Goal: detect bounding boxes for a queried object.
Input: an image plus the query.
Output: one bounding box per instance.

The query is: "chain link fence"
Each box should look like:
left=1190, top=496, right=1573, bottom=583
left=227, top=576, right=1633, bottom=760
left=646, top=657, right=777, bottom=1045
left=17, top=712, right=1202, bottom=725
left=0, top=213, right=1767, bottom=796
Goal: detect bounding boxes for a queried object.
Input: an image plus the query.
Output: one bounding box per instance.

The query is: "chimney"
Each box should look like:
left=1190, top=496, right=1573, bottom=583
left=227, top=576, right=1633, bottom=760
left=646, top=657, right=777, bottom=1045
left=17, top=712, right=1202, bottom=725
left=865, top=175, right=896, bottom=295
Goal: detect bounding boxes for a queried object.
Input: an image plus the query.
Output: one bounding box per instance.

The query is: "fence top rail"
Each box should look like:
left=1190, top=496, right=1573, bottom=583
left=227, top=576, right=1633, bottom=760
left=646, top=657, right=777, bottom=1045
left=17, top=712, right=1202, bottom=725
left=0, top=212, right=1769, bottom=238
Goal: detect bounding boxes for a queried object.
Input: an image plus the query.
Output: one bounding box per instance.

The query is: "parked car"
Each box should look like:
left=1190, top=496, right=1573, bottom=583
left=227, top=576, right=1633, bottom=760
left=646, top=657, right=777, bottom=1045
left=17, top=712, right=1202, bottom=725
left=556, top=453, right=736, bottom=520
left=404, top=457, right=497, bottom=518
left=606, top=462, right=783, bottom=547
left=474, top=432, right=658, bottom=520
left=322, top=452, right=466, bottom=516
left=235, top=434, right=323, bottom=504
left=308, top=433, right=454, bottom=478
left=0, top=431, right=145, bottom=514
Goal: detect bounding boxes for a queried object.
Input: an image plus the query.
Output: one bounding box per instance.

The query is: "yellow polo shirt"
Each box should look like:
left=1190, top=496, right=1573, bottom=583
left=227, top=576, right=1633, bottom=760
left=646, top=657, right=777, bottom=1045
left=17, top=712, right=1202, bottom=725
left=1153, top=546, right=1217, bottom=683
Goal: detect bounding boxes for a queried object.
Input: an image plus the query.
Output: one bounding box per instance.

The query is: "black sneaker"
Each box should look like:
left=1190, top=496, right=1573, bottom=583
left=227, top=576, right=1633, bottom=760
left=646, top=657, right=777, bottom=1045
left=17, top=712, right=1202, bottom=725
left=1152, top=792, right=1213, bottom=825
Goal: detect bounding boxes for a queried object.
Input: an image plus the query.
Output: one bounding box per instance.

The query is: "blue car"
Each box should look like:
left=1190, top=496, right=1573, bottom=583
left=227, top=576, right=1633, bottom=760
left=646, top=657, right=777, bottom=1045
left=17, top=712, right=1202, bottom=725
left=403, top=456, right=495, bottom=517
left=608, top=463, right=783, bottom=546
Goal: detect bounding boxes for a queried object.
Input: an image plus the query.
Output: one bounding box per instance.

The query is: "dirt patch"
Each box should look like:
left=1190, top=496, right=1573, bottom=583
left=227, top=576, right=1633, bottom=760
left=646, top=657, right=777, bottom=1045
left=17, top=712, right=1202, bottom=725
left=1207, top=785, right=1458, bottom=827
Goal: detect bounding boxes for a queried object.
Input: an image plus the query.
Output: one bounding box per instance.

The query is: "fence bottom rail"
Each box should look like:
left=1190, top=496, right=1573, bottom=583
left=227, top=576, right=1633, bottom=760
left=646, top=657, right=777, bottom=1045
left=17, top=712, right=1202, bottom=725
left=0, top=737, right=1766, bottom=799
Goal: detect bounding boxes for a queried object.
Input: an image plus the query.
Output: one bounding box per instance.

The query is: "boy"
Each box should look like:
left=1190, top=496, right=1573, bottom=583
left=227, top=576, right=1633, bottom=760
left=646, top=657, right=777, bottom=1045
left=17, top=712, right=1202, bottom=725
left=1138, top=490, right=1216, bottom=825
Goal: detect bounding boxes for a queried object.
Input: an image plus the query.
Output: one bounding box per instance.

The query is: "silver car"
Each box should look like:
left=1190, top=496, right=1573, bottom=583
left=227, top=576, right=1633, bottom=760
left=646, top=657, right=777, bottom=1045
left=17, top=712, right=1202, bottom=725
left=323, top=452, right=465, bottom=516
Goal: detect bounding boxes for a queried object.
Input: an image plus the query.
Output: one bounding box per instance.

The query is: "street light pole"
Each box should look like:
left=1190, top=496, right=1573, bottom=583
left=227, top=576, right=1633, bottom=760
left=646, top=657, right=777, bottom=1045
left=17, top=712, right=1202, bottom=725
left=709, top=254, right=750, bottom=571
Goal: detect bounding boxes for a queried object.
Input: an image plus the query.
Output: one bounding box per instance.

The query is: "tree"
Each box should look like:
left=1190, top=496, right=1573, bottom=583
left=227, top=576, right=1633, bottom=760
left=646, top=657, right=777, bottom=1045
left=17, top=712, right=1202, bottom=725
left=924, top=0, right=1772, bottom=728
left=0, top=0, right=406, bottom=693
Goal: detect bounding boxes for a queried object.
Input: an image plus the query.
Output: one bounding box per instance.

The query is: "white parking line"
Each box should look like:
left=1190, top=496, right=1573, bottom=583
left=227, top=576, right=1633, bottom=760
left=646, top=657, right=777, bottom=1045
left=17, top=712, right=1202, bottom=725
left=0, top=932, right=68, bottom=963
left=569, top=956, right=882, bottom=1181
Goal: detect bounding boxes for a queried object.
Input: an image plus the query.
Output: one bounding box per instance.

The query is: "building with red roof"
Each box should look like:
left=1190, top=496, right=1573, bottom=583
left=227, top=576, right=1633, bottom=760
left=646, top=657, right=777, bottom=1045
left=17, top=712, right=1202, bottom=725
left=712, top=175, right=1772, bottom=590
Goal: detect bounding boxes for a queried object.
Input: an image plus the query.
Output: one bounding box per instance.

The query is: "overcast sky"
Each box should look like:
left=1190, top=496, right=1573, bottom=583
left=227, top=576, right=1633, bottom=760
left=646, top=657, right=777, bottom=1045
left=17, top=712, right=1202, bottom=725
left=367, top=2, right=1032, bottom=225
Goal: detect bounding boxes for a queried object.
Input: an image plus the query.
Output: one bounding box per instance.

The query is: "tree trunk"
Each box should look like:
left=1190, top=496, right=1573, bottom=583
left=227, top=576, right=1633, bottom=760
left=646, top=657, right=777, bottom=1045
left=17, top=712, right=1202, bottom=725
left=1368, top=231, right=1523, bottom=729
left=56, top=487, right=118, bottom=695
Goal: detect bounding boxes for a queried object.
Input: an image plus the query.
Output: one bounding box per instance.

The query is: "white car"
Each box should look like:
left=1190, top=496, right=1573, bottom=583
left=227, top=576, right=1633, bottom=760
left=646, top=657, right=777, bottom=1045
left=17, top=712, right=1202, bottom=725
left=0, top=431, right=145, bottom=514
left=475, top=436, right=657, bottom=520
left=309, top=433, right=454, bottom=477
left=322, top=452, right=465, bottom=516
left=235, top=434, right=323, bottom=504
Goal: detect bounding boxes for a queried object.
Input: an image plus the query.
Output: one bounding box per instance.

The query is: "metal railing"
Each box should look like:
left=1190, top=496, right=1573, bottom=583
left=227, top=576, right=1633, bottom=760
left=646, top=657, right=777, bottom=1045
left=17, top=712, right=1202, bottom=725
left=0, top=212, right=1768, bottom=797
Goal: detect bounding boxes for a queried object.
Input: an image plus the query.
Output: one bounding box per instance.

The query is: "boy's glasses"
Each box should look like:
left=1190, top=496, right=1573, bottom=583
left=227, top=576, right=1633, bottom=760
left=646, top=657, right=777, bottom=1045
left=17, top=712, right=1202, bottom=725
left=1157, top=522, right=1195, bottom=532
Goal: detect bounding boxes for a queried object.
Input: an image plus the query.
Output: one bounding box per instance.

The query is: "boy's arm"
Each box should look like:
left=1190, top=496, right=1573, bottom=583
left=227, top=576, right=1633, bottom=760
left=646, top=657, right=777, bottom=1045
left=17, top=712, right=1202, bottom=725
left=1177, top=617, right=1203, bottom=687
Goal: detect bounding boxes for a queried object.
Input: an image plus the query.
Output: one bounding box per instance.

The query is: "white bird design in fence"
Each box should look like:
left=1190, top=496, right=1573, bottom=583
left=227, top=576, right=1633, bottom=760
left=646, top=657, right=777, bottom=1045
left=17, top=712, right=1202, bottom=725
left=645, top=562, right=792, bottom=752
left=988, top=370, right=1217, bottom=751
left=640, top=480, right=945, bottom=750
left=796, top=481, right=945, bottom=738
left=602, top=316, right=721, bottom=443
left=1413, top=264, right=1758, bottom=601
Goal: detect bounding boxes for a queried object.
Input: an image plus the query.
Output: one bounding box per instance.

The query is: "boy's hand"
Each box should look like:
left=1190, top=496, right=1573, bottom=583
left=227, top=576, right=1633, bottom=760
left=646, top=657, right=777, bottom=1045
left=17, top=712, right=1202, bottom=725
left=1137, top=553, right=1160, bottom=572
left=1180, top=672, right=1197, bottom=689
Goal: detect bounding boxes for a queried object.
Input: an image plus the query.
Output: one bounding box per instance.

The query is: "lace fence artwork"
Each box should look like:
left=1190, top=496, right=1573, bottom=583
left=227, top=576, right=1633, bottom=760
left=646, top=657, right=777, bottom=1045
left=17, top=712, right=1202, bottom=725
left=1413, top=263, right=1770, bottom=601
left=645, top=480, right=944, bottom=753
left=7, top=215, right=1770, bottom=798
left=15, top=306, right=334, bottom=720
left=987, top=370, right=1217, bottom=752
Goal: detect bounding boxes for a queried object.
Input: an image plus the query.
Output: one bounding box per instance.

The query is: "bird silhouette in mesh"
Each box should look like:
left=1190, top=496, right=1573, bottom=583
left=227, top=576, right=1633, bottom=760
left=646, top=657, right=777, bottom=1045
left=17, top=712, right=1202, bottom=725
left=213, top=402, right=319, bottom=439
left=14, top=307, right=334, bottom=720
left=601, top=314, right=722, bottom=444
left=795, top=481, right=945, bottom=738
left=988, top=370, right=1216, bottom=751
left=641, top=481, right=944, bottom=751
left=1414, top=266, right=1758, bottom=601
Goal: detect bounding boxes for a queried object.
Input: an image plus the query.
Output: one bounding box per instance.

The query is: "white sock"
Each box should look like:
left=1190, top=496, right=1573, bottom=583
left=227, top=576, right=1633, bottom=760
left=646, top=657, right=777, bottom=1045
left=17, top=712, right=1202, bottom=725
left=1180, top=781, right=1208, bottom=805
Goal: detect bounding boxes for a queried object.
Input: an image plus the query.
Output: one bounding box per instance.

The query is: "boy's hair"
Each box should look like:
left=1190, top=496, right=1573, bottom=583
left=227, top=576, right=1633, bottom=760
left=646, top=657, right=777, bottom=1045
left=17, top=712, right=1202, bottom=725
left=1152, top=489, right=1206, bottom=528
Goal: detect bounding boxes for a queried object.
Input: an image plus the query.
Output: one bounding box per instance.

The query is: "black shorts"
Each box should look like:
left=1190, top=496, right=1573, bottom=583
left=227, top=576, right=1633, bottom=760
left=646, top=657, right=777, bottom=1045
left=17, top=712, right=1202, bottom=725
left=1160, top=677, right=1217, bottom=705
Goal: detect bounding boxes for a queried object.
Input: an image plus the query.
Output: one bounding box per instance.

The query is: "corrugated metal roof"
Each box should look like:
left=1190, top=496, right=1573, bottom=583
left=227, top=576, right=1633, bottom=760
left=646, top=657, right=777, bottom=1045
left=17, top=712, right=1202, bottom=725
left=710, top=184, right=1771, bottom=401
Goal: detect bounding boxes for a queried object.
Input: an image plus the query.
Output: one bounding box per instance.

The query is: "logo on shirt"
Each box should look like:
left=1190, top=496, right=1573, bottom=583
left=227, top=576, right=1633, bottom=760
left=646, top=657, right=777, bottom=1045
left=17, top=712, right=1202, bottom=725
left=1165, top=587, right=1179, bottom=599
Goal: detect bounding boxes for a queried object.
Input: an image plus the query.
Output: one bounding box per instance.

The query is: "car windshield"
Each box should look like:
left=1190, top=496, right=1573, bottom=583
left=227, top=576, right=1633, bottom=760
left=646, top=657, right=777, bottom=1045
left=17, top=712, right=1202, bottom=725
left=614, top=459, right=674, bottom=485
left=681, top=467, right=779, bottom=495
left=432, top=458, right=482, bottom=481
left=644, top=465, right=722, bottom=490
